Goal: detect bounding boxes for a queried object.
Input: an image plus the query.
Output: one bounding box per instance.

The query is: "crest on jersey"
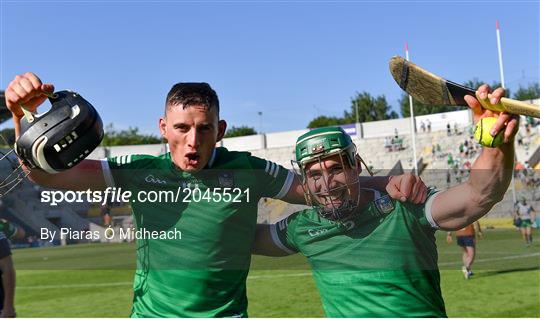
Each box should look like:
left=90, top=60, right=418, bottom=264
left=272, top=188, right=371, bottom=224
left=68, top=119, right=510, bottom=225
left=375, top=195, right=395, bottom=215
left=218, top=172, right=234, bottom=188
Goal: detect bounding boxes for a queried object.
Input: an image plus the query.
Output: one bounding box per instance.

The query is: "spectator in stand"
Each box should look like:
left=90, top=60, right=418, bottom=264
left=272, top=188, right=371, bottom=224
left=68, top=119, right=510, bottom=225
left=391, top=137, right=401, bottom=152
left=464, top=160, right=472, bottom=172
left=447, top=154, right=454, bottom=167
left=514, top=162, right=525, bottom=183
left=384, top=137, right=392, bottom=153
left=446, top=221, right=483, bottom=279
left=455, top=169, right=464, bottom=184
left=517, top=131, right=524, bottom=146
left=454, top=157, right=461, bottom=169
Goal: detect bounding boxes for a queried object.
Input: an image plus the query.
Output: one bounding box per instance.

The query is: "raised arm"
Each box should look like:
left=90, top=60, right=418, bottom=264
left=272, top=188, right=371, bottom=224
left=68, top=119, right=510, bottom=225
left=23, top=159, right=107, bottom=191
left=4, top=72, right=107, bottom=191
left=431, top=85, right=517, bottom=230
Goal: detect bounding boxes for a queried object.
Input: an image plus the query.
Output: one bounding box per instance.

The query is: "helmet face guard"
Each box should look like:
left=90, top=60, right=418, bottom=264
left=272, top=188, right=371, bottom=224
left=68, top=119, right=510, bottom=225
left=292, top=127, right=372, bottom=222
left=0, top=90, right=103, bottom=197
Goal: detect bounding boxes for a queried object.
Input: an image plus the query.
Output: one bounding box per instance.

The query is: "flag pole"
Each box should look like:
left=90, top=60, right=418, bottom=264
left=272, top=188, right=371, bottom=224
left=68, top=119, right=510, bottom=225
left=496, top=20, right=517, bottom=205
left=405, top=43, right=419, bottom=175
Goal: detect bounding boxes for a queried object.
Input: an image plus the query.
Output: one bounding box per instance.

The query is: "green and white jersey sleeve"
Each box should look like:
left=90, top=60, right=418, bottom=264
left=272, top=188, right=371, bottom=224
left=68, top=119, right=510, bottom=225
left=404, top=187, right=442, bottom=230
left=246, top=156, right=294, bottom=199
left=269, top=212, right=301, bottom=255
left=100, top=154, right=158, bottom=188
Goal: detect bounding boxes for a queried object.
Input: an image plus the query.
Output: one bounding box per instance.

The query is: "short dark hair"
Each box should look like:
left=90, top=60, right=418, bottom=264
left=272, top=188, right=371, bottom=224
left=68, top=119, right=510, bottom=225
left=165, top=82, right=220, bottom=115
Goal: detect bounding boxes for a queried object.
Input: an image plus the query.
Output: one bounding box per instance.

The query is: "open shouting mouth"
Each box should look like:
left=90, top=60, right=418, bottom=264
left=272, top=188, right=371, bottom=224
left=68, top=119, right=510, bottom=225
left=185, top=152, right=201, bottom=167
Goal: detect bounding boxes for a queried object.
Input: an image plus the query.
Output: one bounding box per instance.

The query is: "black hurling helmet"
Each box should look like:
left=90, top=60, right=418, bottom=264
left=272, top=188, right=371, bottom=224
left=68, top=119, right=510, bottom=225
left=0, top=90, right=103, bottom=196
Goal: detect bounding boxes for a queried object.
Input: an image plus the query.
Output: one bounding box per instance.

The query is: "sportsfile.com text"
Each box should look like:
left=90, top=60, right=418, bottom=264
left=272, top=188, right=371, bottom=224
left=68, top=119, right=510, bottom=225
left=40, top=187, right=251, bottom=206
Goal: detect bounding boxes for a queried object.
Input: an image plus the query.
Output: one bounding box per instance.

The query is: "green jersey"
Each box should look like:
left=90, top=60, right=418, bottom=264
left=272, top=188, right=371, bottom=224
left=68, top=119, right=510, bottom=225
left=103, top=147, right=293, bottom=317
left=271, top=189, right=447, bottom=318
left=0, top=219, right=17, bottom=240
left=0, top=219, right=17, bottom=259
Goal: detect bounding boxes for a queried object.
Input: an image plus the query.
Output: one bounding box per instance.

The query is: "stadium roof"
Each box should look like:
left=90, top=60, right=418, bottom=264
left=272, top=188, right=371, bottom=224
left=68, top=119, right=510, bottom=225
left=0, top=91, right=13, bottom=124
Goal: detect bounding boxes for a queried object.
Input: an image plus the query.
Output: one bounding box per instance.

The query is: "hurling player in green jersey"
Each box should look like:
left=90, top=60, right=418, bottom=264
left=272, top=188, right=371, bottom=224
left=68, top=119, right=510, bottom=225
left=254, top=85, right=518, bottom=317
left=6, top=72, right=427, bottom=317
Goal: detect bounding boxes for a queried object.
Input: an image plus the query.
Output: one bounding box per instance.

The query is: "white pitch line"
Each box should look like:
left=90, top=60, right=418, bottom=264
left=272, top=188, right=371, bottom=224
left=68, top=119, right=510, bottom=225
left=248, top=272, right=312, bottom=280
left=17, top=281, right=133, bottom=290
left=439, top=252, right=540, bottom=266
left=16, top=252, right=540, bottom=290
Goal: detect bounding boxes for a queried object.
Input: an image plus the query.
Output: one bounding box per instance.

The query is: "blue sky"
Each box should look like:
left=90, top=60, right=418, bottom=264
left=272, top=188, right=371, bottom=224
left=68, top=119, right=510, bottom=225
left=1, top=1, right=538, bottom=135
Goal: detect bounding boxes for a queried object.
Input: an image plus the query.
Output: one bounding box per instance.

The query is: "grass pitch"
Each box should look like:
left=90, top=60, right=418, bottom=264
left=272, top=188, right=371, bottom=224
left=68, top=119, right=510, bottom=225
left=13, top=229, right=540, bottom=317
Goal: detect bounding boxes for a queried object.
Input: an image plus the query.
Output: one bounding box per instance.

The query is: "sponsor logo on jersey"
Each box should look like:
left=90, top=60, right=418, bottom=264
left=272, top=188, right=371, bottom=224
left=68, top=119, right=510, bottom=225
left=375, top=195, right=395, bottom=215
left=181, top=181, right=200, bottom=189
left=181, top=177, right=204, bottom=189
left=308, top=228, right=329, bottom=237
left=218, top=172, right=234, bottom=188
left=144, top=174, right=167, bottom=184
